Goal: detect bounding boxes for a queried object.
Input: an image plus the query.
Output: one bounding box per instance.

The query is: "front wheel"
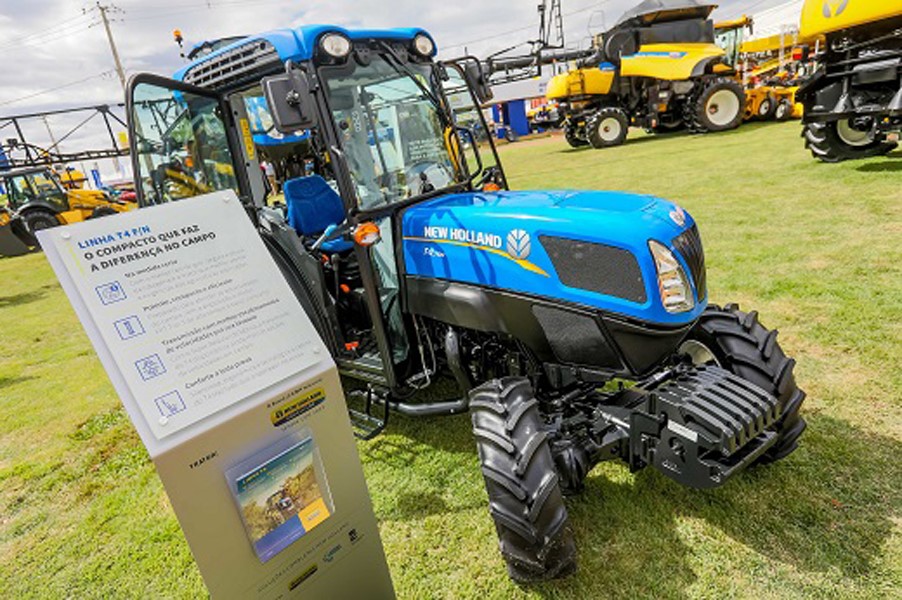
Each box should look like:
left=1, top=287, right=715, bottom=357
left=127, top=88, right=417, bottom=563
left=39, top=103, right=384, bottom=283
left=803, top=119, right=897, bottom=163
left=685, top=77, right=745, bottom=133
left=470, top=377, right=576, bottom=582
left=586, top=107, right=629, bottom=149
left=21, top=210, right=60, bottom=247
left=680, top=303, right=807, bottom=463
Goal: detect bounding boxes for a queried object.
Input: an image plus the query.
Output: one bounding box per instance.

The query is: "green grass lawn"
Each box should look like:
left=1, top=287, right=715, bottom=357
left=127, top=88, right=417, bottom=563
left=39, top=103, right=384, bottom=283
left=2, top=122, right=900, bottom=598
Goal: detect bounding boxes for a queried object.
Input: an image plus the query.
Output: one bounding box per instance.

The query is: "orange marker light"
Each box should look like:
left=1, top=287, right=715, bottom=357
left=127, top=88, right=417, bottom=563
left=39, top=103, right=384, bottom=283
left=483, top=182, right=501, bottom=192
left=353, top=222, right=381, bottom=246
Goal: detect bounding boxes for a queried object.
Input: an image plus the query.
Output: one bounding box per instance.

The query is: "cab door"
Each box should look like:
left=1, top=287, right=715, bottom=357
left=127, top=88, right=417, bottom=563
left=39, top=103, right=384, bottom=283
left=126, top=73, right=262, bottom=207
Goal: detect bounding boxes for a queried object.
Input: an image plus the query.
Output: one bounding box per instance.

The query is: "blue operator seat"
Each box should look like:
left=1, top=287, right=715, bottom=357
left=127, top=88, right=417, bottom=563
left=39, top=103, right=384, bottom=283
left=283, top=175, right=353, bottom=253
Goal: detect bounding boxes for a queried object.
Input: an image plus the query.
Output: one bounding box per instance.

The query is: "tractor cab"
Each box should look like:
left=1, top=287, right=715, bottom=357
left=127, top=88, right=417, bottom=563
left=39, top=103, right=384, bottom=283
left=127, top=27, right=504, bottom=434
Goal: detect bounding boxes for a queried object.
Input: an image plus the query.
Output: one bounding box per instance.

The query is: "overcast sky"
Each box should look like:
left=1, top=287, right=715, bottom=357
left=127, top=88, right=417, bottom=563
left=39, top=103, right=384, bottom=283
left=0, top=0, right=791, bottom=175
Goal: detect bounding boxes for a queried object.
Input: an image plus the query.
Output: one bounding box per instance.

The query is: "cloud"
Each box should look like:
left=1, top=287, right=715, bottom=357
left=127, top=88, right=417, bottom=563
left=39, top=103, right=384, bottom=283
left=0, top=0, right=789, bottom=177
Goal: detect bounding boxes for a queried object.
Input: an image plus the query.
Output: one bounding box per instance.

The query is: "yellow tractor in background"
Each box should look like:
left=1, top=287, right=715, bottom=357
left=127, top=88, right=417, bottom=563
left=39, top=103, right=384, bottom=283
left=547, top=0, right=745, bottom=149
left=0, top=165, right=135, bottom=248
left=796, top=0, right=902, bottom=162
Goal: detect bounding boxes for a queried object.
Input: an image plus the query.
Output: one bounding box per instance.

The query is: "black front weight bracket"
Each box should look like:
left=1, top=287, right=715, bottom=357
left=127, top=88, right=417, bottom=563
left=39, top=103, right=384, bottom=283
left=628, top=366, right=782, bottom=489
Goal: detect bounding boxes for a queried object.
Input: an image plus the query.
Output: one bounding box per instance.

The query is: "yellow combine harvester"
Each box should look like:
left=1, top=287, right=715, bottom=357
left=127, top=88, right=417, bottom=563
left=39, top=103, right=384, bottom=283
left=796, top=0, right=902, bottom=162
left=547, top=0, right=745, bottom=148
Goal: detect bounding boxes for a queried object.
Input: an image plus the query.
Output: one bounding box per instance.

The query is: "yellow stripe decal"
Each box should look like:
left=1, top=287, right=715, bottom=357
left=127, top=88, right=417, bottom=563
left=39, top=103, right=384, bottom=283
left=404, top=236, right=550, bottom=277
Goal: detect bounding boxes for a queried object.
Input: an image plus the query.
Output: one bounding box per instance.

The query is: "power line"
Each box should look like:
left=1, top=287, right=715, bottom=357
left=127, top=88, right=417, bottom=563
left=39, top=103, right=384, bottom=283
left=0, top=71, right=115, bottom=108
left=441, top=0, right=619, bottom=52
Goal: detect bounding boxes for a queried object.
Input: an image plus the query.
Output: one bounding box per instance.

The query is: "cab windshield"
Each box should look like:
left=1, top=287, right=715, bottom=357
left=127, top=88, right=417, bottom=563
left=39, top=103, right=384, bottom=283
left=320, top=54, right=462, bottom=210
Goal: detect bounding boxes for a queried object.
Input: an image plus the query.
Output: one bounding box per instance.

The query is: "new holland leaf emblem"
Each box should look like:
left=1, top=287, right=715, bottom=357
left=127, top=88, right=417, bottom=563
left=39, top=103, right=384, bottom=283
left=507, top=229, right=531, bottom=260
left=822, top=0, right=849, bottom=18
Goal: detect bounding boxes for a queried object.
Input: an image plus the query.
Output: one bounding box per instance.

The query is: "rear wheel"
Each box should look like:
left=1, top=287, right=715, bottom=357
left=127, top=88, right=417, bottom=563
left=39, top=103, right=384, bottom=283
left=470, top=377, right=576, bottom=582
left=803, top=119, right=897, bottom=163
left=775, top=99, right=793, bottom=121
left=563, top=122, right=588, bottom=148
left=679, top=303, right=807, bottom=463
left=685, top=77, right=745, bottom=133
left=586, top=107, right=629, bottom=149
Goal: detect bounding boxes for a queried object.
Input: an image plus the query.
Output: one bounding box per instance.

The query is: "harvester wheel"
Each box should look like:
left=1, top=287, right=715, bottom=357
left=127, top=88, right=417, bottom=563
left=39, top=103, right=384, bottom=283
left=563, top=123, right=588, bottom=148
left=586, top=108, right=629, bottom=149
left=679, top=303, right=807, bottom=464
left=685, top=77, right=745, bottom=133
left=803, top=120, right=897, bottom=163
left=756, top=93, right=777, bottom=120
left=470, top=377, right=576, bottom=582
left=21, top=210, right=59, bottom=247
left=775, top=99, right=794, bottom=121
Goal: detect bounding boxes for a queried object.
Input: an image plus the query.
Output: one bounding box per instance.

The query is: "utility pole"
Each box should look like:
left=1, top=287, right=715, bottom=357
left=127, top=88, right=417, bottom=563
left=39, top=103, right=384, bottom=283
left=94, top=2, right=126, bottom=91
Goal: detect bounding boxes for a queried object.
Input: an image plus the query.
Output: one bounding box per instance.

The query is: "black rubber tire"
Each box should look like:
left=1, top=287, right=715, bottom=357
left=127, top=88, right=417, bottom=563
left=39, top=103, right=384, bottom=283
left=563, top=122, right=588, bottom=148
left=682, top=303, right=807, bottom=463
left=756, top=93, right=777, bottom=121
left=803, top=120, right=897, bottom=163
left=684, top=77, right=745, bottom=133
left=21, top=209, right=59, bottom=247
left=470, top=377, right=576, bottom=582
left=775, top=99, right=794, bottom=122
left=585, top=107, right=629, bottom=149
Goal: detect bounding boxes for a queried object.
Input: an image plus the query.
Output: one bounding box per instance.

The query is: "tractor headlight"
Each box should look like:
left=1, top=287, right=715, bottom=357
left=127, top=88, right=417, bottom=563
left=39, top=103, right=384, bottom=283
left=320, top=33, right=352, bottom=58
left=413, top=34, right=435, bottom=56
left=649, top=240, right=695, bottom=313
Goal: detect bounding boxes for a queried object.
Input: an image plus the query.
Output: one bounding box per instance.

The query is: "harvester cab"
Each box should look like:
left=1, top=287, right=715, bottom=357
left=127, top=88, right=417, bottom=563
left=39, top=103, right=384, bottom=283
left=547, top=0, right=746, bottom=149
left=126, top=24, right=806, bottom=582
left=0, top=165, right=134, bottom=247
left=797, top=0, right=902, bottom=162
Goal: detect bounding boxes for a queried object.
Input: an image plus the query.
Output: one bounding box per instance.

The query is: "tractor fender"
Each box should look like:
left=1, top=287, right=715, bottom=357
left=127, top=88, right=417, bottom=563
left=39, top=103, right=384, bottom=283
left=17, top=200, right=62, bottom=217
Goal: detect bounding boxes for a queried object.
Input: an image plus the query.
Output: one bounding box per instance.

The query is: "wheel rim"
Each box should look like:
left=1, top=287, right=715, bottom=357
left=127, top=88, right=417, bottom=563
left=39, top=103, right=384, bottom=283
left=835, top=119, right=872, bottom=147
left=706, top=89, right=741, bottom=127
left=776, top=103, right=789, bottom=119
left=597, top=116, right=622, bottom=142
left=758, top=100, right=771, bottom=116
left=678, top=339, right=721, bottom=367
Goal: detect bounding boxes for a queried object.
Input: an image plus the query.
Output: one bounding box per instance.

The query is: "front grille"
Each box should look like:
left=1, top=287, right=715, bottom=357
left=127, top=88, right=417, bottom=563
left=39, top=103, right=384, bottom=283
left=672, top=224, right=706, bottom=300
left=183, top=40, right=281, bottom=90
left=540, top=236, right=646, bottom=303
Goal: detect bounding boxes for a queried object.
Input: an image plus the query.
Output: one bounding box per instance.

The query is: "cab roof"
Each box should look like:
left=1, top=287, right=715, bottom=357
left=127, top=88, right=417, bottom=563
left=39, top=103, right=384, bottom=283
left=616, top=0, right=718, bottom=27
left=175, top=25, right=434, bottom=89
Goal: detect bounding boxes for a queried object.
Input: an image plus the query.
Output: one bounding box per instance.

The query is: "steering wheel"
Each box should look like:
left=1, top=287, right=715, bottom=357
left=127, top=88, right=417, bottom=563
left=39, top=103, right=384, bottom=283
left=405, top=160, right=454, bottom=195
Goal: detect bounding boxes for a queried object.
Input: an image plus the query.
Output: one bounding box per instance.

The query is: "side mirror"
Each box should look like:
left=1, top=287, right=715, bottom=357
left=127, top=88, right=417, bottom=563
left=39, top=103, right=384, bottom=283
left=262, top=69, right=318, bottom=133
left=462, top=61, right=493, bottom=104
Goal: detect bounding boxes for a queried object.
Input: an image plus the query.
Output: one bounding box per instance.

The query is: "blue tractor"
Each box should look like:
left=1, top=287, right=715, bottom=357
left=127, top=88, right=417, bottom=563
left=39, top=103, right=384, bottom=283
left=126, top=25, right=806, bottom=582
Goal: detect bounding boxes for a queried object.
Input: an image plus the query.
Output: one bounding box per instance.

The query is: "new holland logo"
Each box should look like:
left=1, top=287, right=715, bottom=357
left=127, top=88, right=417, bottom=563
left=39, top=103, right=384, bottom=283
left=822, top=0, right=849, bottom=18
left=506, top=229, right=531, bottom=260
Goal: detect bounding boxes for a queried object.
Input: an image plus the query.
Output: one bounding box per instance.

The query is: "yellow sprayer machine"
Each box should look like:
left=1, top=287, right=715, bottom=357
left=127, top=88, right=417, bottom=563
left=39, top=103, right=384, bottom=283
left=547, top=0, right=745, bottom=149
left=796, top=0, right=902, bottom=162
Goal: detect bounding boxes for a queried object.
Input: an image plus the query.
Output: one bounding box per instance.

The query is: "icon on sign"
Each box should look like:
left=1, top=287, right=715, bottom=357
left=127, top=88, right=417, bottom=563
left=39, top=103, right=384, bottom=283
left=95, top=281, right=127, bottom=305
left=114, top=315, right=145, bottom=340
left=154, top=390, right=186, bottom=417
left=135, top=354, right=167, bottom=381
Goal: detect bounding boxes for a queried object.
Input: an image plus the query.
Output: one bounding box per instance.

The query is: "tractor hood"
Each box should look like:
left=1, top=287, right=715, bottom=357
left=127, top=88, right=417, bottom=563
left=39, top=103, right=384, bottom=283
left=402, top=190, right=707, bottom=325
